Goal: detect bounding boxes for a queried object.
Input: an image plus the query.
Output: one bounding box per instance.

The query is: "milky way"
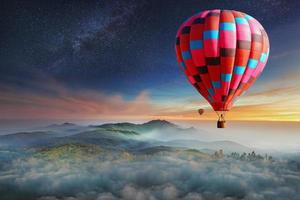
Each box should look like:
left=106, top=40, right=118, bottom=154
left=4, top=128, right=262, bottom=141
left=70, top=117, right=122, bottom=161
left=1, top=0, right=300, bottom=97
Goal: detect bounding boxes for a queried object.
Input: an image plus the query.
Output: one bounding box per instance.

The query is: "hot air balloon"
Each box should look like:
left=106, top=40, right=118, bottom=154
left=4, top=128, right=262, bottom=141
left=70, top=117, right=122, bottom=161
left=175, top=10, right=269, bottom=128
left=198, top=108, right=204, bottom=115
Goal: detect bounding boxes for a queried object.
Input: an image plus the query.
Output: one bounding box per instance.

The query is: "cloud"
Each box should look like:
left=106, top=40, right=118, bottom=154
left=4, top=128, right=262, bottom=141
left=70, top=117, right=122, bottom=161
left=0, top=78, right=160, bottom=120
left=153, top=83, right=300, bottom=121
left=0, top=150, right=300, bottom=200
left=1, top=67, right=299, bottom=121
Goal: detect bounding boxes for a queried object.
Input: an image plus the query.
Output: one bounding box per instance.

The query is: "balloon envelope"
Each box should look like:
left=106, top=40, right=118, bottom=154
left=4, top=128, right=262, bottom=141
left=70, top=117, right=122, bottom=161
left=175, top=10, right=269, bottom=111
left=198, top=109, right=204, bottom=115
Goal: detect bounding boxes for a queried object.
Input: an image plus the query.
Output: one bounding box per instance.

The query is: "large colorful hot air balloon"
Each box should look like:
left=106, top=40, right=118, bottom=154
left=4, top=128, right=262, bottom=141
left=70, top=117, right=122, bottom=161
left=175, top=10, right=269, bottom=128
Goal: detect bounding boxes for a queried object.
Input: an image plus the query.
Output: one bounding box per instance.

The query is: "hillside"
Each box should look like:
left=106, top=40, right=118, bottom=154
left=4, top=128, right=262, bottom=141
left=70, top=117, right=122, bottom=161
left=34, top=143, right=103, bottom=160
left=95, top=119, right=181, bottom=133
left=0, top=120, right=253, bottom=154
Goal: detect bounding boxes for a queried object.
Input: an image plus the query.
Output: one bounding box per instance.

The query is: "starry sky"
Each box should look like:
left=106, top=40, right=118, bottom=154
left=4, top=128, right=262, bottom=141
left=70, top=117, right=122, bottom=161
left=1, top=0, right=300, bottom=121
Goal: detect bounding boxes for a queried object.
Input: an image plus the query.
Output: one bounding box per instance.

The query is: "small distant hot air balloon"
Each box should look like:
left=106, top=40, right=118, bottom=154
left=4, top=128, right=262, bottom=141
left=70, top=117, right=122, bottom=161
left=175, top=10, right=269, bottom=128
left=198, top=108, right=204, bottom=115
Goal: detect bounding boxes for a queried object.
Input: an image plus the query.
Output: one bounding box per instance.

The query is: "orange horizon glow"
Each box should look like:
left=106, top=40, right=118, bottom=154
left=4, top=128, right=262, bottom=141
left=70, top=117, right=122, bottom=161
left=0, top=74, right=299, bottom=122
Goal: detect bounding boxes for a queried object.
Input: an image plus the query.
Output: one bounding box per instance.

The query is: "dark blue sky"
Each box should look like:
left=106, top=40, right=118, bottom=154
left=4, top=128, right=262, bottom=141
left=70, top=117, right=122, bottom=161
left=1, top=0, right=300, bottom=119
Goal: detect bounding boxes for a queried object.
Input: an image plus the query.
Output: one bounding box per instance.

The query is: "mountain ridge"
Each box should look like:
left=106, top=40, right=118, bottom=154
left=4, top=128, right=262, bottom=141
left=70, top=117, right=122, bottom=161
left=93, top=119, right=192, bottom=133
left=0, top=119, right=254, bottom=154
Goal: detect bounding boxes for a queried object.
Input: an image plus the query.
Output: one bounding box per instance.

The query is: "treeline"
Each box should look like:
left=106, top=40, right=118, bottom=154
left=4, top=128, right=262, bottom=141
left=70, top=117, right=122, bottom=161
left=228, top=151, right=273, bottom=161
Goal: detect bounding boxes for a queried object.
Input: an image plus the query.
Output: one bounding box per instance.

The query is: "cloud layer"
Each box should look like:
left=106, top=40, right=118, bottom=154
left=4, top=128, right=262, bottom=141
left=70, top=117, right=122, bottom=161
left=0, top=151, right=299, bottom=200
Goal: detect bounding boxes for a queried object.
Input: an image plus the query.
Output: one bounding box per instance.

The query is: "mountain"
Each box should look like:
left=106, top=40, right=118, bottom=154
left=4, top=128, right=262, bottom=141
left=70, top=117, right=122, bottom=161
left=0, top=131, right=56, bottom=148
left=32, top=143, right=211, bottom=162
left=41, top=122, right=89, bottom=136
left=69, top=128, right=152, bottom=151
left=94, top=119, right=183, bottom=133
left=0, top=122, right=94, bottom=148
left=0, top=120, right=252, bottom=155
left=34, top=143, right=103, bottom=160
left=46, top=122, right=78, bottom=128
left=93, top=119, right=205, bottom=141
left=141, top=120, right=178, bottom=130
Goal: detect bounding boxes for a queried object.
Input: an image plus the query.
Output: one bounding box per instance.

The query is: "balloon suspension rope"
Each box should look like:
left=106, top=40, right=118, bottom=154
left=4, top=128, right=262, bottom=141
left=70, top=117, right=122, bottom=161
left=215, top=110, right=226, bottom=122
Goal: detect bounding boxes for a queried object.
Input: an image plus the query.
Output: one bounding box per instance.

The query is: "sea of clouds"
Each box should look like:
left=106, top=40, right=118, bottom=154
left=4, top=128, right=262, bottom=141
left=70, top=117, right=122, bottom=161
left=0, top=151, right=300, bottom=200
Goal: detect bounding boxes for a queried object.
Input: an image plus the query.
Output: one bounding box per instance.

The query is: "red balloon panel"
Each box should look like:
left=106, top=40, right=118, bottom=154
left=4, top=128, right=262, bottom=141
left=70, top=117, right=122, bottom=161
left=175, top=10, right=269, bottom=111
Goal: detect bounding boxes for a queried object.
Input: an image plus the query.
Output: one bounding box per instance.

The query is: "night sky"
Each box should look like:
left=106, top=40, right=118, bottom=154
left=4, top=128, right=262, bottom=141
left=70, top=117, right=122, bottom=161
left=1, top=0, right=300, bottom=121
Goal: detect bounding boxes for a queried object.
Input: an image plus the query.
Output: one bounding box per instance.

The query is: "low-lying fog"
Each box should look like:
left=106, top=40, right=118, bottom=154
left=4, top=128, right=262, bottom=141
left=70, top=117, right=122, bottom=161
left=0, top=119, right=299, bottom=200
left=171, top=120, right=300, bottom=152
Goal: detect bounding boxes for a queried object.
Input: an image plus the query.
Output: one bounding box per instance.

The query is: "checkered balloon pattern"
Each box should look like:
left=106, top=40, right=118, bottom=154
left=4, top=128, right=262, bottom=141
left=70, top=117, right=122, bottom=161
left=175, top=10, right=269, bottom=111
